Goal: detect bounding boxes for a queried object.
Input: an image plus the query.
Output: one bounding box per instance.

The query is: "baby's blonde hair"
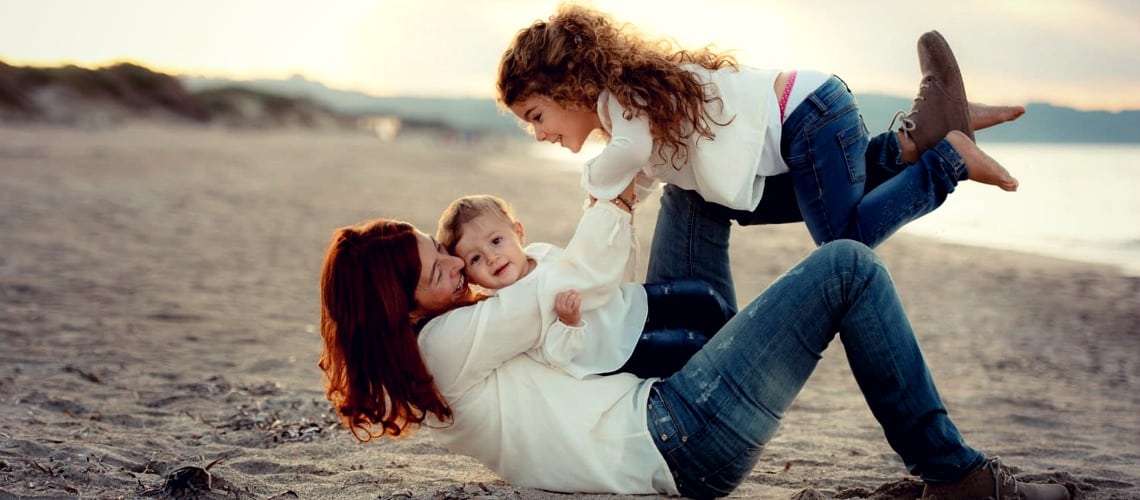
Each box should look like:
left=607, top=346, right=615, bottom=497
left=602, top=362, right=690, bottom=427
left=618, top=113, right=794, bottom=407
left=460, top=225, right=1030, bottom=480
left=436, top=195, right=517, bottom=253
left=497, top=3, right=738, bottom=169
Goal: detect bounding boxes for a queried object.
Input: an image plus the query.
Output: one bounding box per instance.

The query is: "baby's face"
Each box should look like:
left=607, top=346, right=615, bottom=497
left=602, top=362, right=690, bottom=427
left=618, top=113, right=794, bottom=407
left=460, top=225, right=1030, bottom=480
left=453, top=213, right=530, bottom=290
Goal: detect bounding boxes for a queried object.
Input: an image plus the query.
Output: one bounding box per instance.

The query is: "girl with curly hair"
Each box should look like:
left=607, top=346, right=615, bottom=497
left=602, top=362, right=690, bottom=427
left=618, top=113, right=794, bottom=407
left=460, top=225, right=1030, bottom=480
left=498, top=4, right=1026, bottom=307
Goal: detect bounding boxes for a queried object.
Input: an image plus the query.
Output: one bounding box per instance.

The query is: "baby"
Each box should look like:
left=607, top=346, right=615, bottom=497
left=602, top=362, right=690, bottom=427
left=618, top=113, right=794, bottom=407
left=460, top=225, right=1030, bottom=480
left=437, top=194, right=732, bottom=379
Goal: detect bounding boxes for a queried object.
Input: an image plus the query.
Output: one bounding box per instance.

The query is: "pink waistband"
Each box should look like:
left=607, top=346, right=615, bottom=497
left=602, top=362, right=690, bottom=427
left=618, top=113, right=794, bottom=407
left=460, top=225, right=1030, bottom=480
left=779, top=71, right=798, bottom=123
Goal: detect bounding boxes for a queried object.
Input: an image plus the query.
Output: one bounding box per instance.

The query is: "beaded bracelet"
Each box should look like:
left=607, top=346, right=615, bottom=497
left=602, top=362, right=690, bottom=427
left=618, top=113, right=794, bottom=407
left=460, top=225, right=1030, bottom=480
left=615, top=195, right=636, bottom=211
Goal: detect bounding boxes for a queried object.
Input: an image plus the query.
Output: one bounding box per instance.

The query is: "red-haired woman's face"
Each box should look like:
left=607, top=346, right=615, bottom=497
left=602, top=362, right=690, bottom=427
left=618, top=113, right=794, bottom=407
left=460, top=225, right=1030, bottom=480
left=411, top=231, right=471, bottom=317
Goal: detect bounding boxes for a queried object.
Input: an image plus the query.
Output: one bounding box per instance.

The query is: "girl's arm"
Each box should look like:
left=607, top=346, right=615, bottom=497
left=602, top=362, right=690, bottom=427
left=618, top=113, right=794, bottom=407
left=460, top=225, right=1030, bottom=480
left=580, top=92, right=654, bottom=202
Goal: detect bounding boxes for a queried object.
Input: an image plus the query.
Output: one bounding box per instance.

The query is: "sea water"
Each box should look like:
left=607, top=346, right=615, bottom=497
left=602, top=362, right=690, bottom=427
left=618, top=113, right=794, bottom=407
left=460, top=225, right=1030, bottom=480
left=901, top=143, right=1140, bottom=276
left=529, top=142, right=1140, bottom=276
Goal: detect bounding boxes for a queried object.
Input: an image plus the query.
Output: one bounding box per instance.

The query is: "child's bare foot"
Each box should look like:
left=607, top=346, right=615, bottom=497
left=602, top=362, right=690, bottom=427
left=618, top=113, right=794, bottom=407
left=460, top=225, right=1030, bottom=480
left=946, top=130, right=1018, bottom=191
left=897, top=130, right=920, bottom=163
left=898, top=104, right=1026, bottom=163
left=970, top=102, right=1026, bottom=131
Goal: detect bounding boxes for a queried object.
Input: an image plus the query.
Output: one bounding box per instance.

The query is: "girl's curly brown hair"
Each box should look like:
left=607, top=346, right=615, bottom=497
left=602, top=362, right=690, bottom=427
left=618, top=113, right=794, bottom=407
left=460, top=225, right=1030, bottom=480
left=497, top=4, right=738, bottom=168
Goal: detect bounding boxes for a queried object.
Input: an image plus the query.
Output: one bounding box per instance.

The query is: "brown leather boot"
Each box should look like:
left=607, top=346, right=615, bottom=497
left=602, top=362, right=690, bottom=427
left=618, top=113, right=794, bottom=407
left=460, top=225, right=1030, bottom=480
left=890, top=30, right=974, bottom=155
left=922, top=457, right=1070, bottom=500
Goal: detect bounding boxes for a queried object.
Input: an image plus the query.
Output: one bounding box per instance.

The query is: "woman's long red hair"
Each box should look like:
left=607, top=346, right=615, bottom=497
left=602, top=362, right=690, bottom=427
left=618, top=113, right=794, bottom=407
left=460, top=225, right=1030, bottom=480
left=318, top=218, right=452, bottom=441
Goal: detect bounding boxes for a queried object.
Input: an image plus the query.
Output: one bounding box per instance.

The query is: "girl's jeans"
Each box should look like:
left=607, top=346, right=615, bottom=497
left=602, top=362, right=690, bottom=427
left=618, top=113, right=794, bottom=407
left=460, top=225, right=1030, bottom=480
left=616, top=280, right=735, bottom=379
left=647, top=241, right=985, bottom=498
left=646, top=75, right=968, bottom=311
left=779, top=75, right=966, bottom=247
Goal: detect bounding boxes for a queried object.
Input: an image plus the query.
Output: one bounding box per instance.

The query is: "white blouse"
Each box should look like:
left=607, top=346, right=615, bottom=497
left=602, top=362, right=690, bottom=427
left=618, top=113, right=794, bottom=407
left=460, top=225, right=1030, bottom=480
left=525, top=241, right=647, bottom=379
left=418, top=202, right=676, bottom=495
left=583, top=65, right=787, bottom=211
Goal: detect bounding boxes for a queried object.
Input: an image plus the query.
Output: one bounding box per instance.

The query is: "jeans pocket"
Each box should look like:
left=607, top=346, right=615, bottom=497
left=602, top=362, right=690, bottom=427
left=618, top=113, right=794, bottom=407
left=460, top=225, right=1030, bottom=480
left=647, top=386, right=687, bottom=453
left=837, top=118, right=869, bottom=184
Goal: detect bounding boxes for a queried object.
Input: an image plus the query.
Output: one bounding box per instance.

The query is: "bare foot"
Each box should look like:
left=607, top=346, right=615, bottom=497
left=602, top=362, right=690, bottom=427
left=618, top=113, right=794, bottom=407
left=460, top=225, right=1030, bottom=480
left=897, top=130, right=919, bottom=163
left=897, top=104, right=1025, bottom=163
left=946, top=130, right=1018, bottom=191
left=970, top=102, right=1026, bottom=131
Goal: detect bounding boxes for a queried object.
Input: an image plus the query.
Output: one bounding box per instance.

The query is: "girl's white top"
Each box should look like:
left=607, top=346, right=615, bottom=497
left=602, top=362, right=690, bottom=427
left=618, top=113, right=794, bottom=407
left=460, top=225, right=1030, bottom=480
left=525, top=241, right=646, bottom=379
left=418, top=202, right=677, bottom=495
left=584, top=65, right=787, bottom=211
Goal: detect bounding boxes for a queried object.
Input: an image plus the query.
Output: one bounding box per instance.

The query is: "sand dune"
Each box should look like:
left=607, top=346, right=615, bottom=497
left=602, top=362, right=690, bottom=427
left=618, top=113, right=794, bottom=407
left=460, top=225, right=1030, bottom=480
left=0, top=124, right=1136, bottom=499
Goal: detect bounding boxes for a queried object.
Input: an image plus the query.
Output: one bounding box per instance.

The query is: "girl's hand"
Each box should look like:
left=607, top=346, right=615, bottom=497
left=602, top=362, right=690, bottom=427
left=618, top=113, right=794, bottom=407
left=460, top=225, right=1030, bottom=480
left=619, top=178, right=639, bottom=205
left=613, top=178, right=638, bottom=212
left=585, top=179, right=638, bottom=212
left=555, top=290, right=582, bottom=327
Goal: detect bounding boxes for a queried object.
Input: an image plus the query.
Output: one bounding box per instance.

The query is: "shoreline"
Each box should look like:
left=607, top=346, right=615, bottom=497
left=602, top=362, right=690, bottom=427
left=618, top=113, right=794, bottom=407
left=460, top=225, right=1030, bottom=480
left=1, top=125, right=1136, bottom=499
left=522, top=138, right=1140, bottom=279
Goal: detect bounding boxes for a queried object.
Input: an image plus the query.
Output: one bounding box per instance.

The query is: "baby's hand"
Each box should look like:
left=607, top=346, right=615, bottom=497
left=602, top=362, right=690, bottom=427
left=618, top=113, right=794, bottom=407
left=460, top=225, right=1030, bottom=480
left=555, top=290, right=582, bottom=327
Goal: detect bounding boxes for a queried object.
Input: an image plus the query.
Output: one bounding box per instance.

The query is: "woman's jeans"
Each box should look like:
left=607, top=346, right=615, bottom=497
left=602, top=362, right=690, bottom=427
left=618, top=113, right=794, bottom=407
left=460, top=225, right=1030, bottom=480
left=647, top=241, right=985, bottom=498
left=616, top=280, right=735, bottom=379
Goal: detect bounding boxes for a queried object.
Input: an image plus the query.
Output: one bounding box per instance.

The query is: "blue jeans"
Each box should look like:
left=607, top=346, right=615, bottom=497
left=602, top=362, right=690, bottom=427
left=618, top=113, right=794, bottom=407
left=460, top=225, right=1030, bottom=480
left=647, top=241, right=985, bottom=499
left=778, top=75, right=966, bottom=246
left=646, top=76, right=968, bottom=308
left=615, top=280, right=735, bottom=379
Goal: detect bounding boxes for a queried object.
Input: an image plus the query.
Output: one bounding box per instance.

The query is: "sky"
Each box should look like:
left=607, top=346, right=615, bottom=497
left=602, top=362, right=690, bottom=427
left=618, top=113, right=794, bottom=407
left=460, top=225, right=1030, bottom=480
left=2, top=0, right=1138, bottom=111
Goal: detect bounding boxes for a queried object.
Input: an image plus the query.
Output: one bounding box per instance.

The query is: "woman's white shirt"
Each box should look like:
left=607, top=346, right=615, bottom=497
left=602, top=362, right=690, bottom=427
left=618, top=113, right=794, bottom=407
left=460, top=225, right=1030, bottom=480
left=417, top=202, right=677, bottom=495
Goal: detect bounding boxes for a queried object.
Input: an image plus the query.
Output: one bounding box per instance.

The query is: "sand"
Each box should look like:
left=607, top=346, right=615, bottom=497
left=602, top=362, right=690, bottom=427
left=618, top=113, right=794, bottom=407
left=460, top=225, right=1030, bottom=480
left=0, top=124, right=1136, bottom=499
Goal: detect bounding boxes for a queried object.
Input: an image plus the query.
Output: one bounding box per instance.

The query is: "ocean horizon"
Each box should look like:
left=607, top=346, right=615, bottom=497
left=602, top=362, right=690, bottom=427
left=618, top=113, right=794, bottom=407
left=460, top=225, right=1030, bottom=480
left=528, top=142, right=1140, bottom=277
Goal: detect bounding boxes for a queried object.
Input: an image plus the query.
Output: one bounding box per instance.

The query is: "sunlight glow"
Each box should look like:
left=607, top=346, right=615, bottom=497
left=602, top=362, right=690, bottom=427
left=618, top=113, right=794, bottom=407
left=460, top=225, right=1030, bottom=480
left=0, top=0, right=1136, bottom=110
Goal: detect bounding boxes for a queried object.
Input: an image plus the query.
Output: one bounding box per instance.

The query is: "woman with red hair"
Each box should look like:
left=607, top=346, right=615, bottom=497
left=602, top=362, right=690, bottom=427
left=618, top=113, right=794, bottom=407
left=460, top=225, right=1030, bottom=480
left=317, top=198, right=1067, bottom=499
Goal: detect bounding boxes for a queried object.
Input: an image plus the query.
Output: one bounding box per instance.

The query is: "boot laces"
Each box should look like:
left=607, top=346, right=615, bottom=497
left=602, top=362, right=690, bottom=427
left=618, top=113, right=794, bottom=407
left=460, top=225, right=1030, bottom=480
left=982, top=456, right=1018, bottom=499
left=889, top=110, right=916, bottom=133
left=888, top=82, right=931, bottom=132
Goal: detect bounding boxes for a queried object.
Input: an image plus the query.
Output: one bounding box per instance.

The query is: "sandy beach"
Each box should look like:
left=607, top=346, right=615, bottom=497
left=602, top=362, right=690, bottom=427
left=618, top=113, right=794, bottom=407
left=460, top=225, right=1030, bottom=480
left=1, top=124, right=1137, bottom=499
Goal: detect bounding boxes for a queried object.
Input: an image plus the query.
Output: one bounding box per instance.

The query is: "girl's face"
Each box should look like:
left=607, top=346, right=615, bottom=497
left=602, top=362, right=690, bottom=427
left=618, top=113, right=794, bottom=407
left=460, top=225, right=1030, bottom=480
left=509, top=95, right=601, bottom=153
left=411, top=231, right=471, bottom=317
left=453, top=213, right=530, bottom=291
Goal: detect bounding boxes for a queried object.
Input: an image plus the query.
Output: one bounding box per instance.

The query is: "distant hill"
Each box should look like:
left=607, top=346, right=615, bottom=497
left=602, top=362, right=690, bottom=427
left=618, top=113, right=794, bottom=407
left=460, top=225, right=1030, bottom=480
left=0, top=61, right=355, bottom=129
left=3, top=62, right=1136, bottom=144
left=183, top=75, right=521, bottom=134
left=854, top=94, right=1140, bottom=144
left=183, top=74, right=1140, bottom=144
left=0, top=60, right=211, bottom=124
